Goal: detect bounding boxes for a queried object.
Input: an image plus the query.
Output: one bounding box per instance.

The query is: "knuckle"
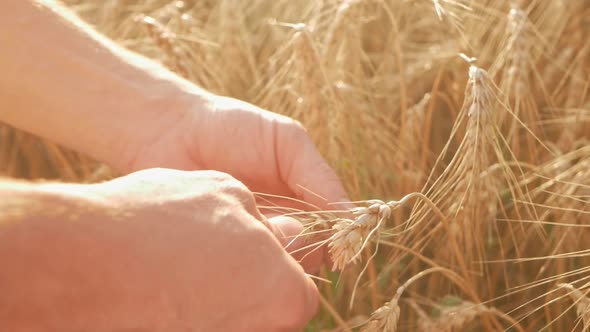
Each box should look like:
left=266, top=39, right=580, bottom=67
left=248, top=225, right=279, bottom=250
left=275, top=114, right=308, bottom=136
left=289, top=119, right=308, bottom=134
left=223, top=180, right=251, bottom=199
left=201, top=170, right=234, bottom=181
left=134, top=167, right=169, bottom=177
left=219, top=177, right=257, bottom=208
left=285, top=119, right=312, bottom=146
left=201, top=171, right=260, bottom=218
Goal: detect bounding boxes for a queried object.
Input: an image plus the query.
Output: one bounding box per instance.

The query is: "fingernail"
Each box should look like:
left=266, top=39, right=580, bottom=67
left=268, top=216, right=304, bottom=247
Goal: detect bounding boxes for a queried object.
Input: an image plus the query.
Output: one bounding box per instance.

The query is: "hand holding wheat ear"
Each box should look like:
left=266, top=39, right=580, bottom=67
left=3, top=0, right=590, bottom=331
left=0, top=169, right=320, bottom=331
left=126, top=96, right=351, bottom=212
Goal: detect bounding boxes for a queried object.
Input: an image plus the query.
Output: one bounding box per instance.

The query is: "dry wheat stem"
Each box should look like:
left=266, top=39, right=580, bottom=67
left=412, top=297, right=522, bottom=332
left=9, top=1, right=590, bottom=330
left=136, top=14, right=189, bottom=77
left=558, top=283, right=590, bottom=331
left=361, top=267, right=462, bottom=332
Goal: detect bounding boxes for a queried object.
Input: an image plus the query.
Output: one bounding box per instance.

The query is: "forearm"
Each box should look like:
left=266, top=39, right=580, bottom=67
left=0, top=179, right=122, bottom=330
left=0, top=179, right=104, bottom=267
left=0, top=0, right=207, bottom=171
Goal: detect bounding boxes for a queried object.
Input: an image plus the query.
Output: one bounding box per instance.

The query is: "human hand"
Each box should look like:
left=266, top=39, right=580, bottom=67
left=125, top=95, right=348, bottom=210
left=121, top=94, right=350, bottom=270
left=0, top=169, right=318, bottom=331
left=0, top=0, right=348, bottom=222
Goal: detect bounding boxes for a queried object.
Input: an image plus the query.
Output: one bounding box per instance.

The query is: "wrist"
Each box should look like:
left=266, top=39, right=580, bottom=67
left=0, top=180, right=122, bottom=330
left=0, top=0, right=211, bottom=175
left=118, top=88, right=212, bottom=174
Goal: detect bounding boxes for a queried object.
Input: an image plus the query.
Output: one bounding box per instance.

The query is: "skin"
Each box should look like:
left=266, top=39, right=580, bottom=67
left=0, top=170, right=319, bottom=331
left=0, top=0, right=350, bottom=331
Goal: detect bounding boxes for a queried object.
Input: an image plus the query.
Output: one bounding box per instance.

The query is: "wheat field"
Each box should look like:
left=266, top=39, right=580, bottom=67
left=1, top=0, right=589, bottom=331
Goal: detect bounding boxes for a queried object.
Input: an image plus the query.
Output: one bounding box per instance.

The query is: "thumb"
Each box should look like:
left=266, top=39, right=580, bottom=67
left=276, top=120, right=351, bottom=211
left=268, top=215, right=324, bottom=274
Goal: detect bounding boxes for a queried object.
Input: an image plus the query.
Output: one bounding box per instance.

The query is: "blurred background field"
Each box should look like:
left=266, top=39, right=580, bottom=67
left=1, top=0, right=589, bottom=331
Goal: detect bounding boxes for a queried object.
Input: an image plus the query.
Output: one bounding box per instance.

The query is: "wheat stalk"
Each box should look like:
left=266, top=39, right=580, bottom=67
left=361, top=267, right=467, bottom=332
left=7, top=1, right=590, bottom=330
left=420, top=301, right=494, bottom=332
left=136, top=14, right=189, bottom=78
left=505, top=1, right=531, bottom=95
left=558, top=283, right=590, bottom=331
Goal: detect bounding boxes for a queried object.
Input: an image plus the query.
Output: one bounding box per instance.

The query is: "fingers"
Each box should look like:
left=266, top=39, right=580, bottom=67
left=273, top=267, right=320, bottom=332
left=268, top=216, right=324, bottom=274
left=259, top=216, right=319, bottom=330
left=195, top=172, right=320, bottom=330
left=278, top=248, right=320, bottom=329
left=300, top=273, right=320, bottom=329
left=275, top=259, right=320, bottom=331
left=275, top=120, right=351, bottom=211
left=214, top=171, right=324, bottom=274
